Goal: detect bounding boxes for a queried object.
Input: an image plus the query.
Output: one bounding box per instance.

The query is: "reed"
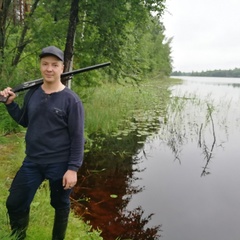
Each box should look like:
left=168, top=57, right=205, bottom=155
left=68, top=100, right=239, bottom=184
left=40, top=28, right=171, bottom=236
left=82, top=78, right=179, bottom=136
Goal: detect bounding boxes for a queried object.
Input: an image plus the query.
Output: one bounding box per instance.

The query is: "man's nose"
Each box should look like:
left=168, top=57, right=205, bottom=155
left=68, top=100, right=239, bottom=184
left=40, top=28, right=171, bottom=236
left=46, top=65, right=53, bottom=71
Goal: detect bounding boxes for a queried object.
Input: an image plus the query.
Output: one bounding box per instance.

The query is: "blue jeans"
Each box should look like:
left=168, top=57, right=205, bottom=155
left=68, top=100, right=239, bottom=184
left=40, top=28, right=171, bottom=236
left=6, top=159, right=72, bottom=215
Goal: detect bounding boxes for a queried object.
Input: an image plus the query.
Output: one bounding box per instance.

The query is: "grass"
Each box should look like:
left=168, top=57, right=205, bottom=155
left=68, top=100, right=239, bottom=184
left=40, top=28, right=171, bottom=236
left=0, top=134, right=103, bottom=240
left=79, top=78, right=181, bottom=146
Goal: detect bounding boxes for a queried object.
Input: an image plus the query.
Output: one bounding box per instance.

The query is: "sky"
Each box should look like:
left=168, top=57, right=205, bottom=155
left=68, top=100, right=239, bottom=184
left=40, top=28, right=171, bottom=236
left=162, top=0, right=240, bottom=72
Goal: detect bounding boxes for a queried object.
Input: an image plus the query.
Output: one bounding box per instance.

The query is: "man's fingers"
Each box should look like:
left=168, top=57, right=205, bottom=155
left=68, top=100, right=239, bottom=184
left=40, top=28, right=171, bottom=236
left=0, top=88, right=13, bottom=97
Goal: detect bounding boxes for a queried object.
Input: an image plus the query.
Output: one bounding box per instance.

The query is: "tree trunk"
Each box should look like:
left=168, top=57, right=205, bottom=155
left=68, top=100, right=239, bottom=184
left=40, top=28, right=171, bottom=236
left=11, top=0, right=40, bottom=67
left=0, top=0, right=11, bottom=63
left=63, top=0, right=79, bottom=88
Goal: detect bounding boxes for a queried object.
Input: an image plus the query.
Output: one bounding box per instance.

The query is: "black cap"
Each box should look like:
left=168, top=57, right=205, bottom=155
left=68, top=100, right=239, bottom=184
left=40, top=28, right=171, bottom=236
left=39, top=46, right=64, bottom=61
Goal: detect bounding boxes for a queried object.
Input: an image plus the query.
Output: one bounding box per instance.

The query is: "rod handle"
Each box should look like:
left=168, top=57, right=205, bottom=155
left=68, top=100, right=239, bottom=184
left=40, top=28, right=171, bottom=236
left=0, top=94, right=8, bottom=103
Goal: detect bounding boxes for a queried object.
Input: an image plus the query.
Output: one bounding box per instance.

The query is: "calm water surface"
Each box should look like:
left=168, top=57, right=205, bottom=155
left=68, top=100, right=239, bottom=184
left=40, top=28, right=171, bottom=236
left=73, top=76, right=240, bottom=239
left=127, top=76, right=240, bottom=239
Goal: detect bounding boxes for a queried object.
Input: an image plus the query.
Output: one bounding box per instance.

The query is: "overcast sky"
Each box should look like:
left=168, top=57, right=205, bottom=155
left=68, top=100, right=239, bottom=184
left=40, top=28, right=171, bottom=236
left=162, top=0, right=240, bottom=72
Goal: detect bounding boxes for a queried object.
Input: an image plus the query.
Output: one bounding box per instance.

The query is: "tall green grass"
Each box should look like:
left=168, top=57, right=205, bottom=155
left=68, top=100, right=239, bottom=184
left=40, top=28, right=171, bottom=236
left=80, top=78, right=180, bottom=136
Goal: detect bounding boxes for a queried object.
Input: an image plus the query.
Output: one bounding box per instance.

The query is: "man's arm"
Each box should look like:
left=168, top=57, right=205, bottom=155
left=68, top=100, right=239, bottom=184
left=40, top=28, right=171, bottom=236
left=0, top=87, right=28, bottom=127
left=63, top=99, right=85, bottom=190
left=67, top=100, right=85, bottom=171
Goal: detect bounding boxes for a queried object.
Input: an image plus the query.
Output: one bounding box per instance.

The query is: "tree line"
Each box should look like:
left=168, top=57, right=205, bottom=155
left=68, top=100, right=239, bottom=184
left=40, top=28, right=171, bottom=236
left=172, top=68, right=240, bottom=78
left=0, top=0, right=172, bottom=90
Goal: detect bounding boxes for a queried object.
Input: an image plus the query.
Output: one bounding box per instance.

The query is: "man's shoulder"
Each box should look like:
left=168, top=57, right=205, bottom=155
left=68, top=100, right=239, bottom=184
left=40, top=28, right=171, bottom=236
left=63, top=87, right=81, bottom=103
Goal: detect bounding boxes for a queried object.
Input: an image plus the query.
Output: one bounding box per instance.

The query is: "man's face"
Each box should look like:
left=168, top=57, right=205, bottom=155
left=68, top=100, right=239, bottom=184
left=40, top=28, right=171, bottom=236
left=40, top=55, right=64, bottom=83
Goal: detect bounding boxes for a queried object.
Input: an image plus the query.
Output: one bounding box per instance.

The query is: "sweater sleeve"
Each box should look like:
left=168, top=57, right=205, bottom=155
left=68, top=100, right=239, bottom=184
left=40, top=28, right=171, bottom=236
left=5, top=101, right=28, bottom=127
left=5, top=87, right=38, bottom=127
left=67, top=100, right=85, bottom=172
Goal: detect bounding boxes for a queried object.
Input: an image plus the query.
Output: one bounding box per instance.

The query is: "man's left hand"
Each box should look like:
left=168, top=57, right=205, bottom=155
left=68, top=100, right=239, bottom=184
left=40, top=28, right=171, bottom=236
left=62, top=170, right=77, bottom=190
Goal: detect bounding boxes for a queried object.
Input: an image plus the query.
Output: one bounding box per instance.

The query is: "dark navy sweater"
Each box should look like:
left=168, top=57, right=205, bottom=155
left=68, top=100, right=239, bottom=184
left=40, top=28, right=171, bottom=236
left=6, top=86, right=84, bottom=172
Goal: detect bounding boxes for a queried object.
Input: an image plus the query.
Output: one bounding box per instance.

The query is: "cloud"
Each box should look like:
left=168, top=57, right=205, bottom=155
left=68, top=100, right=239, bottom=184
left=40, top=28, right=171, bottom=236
left=163, top=0, right=240, bottom=72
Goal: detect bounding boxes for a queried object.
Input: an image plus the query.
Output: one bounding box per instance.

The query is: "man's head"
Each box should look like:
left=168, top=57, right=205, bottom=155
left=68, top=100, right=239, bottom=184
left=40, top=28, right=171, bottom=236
left=39, top=46, right=64, bottom=83
left=39, top=46, right=64, bottom=62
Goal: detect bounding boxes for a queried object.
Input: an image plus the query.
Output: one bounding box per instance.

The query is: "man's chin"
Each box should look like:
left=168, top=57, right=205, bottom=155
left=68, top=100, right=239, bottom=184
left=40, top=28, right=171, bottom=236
left=44, top=77, right=54, bottom=82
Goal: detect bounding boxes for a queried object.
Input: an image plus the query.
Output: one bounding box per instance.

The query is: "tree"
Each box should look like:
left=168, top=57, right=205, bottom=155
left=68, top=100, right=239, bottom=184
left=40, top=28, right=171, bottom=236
left=0, top=0, right=171, bottom=87
left=12, top=0, right=40, bottom=67
left=0, top=0, right=12, bottom=61
left=74, top=0, right=169, bottom=81
left=63, top=0, right=79, bottom=88
left=64, top=0, right=79, bottom=73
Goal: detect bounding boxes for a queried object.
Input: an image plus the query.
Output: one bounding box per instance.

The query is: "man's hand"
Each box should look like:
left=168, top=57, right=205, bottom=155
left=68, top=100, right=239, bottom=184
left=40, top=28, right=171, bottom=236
left=62, top=169, right=77, bottom=190
left=0, top=87, right=16, bottom=105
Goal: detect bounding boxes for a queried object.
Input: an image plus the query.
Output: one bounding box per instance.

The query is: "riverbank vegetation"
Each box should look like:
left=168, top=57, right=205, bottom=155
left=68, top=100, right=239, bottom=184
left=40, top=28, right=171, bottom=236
left=82, top=78, right=181, bottom=153
left=0, top=0, right=174, bottom=239
left=0, top=0, right=172, bottom=134
left=0, top=77, right=181, bottom=239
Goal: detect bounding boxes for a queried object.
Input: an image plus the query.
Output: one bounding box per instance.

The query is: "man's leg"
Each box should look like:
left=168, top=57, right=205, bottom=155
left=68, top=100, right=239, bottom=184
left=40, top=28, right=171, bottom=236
left=6, top=160, right=44, bottom=239
left=51, top=206, right=70, bottom=240
left=47, top=162, right=72, bottom=240
left=8, top=210, right=29, bottom=240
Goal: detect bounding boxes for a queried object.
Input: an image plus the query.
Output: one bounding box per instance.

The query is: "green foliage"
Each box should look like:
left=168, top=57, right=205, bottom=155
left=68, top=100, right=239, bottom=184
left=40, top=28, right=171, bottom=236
left=0, top=0, right=171, bottom=88
left=74, top=0, right=171, bottom=80
left=0, top=104, right=22, bottom=135
left=0, top=0, right=172, bottom=136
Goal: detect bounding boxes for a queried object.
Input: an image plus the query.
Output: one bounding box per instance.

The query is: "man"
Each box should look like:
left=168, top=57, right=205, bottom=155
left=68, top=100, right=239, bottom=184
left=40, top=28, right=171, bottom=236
left=0, top=46, right=84, bottom=240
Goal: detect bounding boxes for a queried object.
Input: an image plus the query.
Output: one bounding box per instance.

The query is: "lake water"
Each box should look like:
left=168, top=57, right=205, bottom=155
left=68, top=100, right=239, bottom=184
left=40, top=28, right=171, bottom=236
left=73, top=76, right=240, bottom=239
left=127, top=76, right=240, bottom=239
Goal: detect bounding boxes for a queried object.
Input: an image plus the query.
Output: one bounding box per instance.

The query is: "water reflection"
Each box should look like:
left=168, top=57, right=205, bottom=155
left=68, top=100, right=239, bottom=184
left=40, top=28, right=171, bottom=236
left=71, top=133, right=162, bottom=239
left=160, top=99, right=221, bottom=176
left=72, top=76, right=240, bottom=240
left=128, top=76, right=240, bottom=239
left=161, top=77, right=240, bottom=176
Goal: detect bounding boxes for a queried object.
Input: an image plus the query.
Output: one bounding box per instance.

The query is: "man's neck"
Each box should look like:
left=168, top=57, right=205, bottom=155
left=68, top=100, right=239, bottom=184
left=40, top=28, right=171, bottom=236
left=41, top=81, right=65, bottom=94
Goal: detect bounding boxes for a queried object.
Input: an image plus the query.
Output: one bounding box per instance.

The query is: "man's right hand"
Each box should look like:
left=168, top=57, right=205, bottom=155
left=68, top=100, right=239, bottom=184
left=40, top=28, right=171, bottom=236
left=0, top=87, right=16, bottom=105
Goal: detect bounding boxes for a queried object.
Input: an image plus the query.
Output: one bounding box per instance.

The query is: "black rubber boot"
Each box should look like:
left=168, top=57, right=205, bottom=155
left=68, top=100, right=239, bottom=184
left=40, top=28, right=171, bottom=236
left=9, top=212, right=29, bottom=240
left=52, top=208, right=70, bottom=240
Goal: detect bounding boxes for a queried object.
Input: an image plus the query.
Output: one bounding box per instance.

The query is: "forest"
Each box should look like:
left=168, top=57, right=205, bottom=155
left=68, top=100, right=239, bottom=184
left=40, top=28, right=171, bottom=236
left=0, top=0, right=171, bottom=90
left=172, top=68, right=240, bottom=78
left=0, top=0, right=173, bottom=136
